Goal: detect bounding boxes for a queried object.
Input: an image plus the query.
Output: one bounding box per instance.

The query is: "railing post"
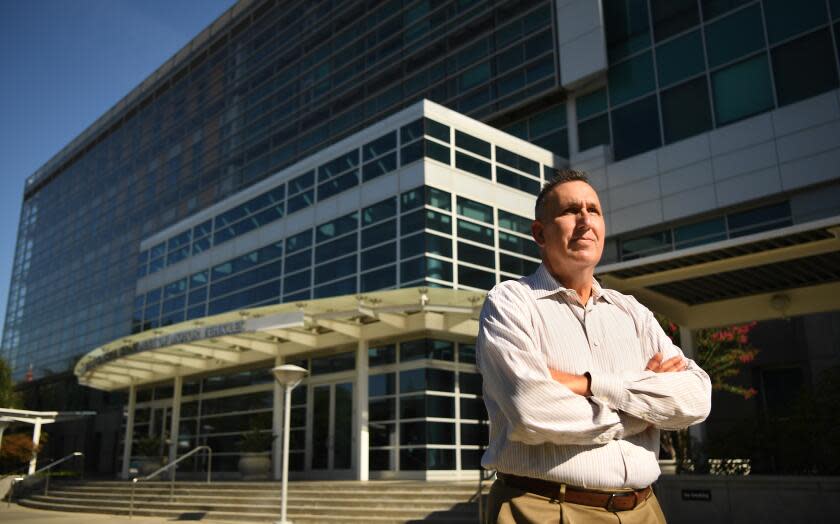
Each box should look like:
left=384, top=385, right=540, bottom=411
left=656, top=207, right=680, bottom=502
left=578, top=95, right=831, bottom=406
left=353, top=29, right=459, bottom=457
left=44, top=469, right=50, bottom=496
left=206, top=448, right=212, bottom=483
left=130, top=480, right=135, bottom=519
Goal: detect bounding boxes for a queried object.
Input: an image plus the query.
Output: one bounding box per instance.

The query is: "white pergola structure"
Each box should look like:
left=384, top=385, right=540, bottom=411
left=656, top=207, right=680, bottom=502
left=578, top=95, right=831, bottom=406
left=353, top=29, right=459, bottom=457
left=0, top=408, right=95, bottom=474
left=597, top=217, right=840, bottom=334
left=74, top=287, right=484, bottom=480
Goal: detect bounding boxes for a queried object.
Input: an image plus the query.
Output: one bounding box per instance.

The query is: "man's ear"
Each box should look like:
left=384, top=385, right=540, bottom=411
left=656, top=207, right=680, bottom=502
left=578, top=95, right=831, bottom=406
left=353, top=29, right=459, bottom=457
left=531, top=220, right=544, bottom=247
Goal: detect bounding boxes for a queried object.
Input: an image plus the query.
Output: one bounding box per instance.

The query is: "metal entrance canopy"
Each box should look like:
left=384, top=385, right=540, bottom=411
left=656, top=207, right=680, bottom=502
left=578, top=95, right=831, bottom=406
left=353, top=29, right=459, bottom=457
left=75, top=287, right=484, bottom=392
left=596, top=217, right=840, bottom=329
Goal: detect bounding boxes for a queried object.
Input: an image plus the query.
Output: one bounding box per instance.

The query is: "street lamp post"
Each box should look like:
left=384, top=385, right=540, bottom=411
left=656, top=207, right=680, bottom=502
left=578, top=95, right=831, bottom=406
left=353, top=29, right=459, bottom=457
left=272, top=364, right=309, bottom=524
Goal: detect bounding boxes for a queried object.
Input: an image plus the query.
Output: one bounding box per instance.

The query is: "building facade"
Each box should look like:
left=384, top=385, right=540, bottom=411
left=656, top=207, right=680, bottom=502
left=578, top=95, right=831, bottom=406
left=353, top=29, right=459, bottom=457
left=4, top=0, right=840, bottom=477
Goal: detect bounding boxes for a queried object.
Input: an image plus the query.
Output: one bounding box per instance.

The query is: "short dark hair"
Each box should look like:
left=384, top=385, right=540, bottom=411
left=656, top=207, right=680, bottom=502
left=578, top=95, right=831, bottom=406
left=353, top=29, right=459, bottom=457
left=534, top=169, right=591, bottom=221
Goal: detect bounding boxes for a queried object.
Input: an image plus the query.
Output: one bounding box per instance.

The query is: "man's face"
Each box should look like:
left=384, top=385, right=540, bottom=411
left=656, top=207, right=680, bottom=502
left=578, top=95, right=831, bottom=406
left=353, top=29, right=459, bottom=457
left=531, top=181, right=605, bottom=276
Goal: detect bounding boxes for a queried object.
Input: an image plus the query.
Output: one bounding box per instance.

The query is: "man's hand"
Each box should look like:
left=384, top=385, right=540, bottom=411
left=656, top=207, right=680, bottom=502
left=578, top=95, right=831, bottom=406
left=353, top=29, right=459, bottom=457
left=646, top=352, right=687, bottom=373
left=548, top=368, right=592, bottom=396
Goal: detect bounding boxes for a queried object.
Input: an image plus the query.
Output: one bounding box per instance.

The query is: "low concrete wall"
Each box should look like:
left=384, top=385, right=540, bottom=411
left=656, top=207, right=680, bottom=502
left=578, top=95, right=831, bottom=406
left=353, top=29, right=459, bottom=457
left=656, top=474, right=840, bottom=524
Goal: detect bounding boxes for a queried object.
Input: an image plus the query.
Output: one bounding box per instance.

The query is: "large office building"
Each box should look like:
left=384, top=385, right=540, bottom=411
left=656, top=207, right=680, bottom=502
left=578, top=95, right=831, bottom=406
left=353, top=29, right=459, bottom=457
left=4, top=0, right=840, bottom=479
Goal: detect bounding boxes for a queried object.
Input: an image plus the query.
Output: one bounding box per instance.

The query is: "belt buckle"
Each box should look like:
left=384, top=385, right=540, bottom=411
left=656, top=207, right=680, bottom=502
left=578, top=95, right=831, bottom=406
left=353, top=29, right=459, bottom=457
left=605, top=492, right=635, bottom=512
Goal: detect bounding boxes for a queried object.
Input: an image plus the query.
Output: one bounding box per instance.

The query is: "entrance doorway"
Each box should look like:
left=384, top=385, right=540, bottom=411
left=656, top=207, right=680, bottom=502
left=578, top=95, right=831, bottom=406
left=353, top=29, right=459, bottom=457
left=310, top=381, right=353, bottom=477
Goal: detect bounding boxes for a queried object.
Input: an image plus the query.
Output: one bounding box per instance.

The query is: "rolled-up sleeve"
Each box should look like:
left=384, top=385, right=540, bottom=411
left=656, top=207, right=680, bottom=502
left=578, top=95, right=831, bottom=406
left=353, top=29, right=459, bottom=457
left=589, top=301, right=712, bottom=431
left=478, top=285, right=631, bottom=446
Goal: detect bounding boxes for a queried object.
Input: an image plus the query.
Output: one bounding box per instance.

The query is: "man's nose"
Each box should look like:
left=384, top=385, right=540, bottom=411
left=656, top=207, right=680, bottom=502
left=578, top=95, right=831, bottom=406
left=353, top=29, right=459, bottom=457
left=577, top=210, right=591, bottom=227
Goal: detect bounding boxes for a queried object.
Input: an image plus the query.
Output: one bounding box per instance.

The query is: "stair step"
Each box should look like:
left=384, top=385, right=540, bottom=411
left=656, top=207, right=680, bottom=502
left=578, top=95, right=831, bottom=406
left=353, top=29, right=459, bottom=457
left=39, top=491, right=476, bottom=507
left=22, top=480, right=487, bottom=523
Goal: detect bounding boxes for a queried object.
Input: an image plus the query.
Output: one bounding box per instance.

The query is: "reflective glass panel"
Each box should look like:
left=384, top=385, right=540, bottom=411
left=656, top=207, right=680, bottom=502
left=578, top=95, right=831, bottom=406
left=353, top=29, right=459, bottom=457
left=657, top=30, right=705, bottom=87
left=610, top=95, right=661, bottom=160
left=772, top=29, right=839, bottom=107
left=608, top=51, right=656, bottom=106
left=704, top=4, right=764, bottom=68
left=650, top=0, right=700, bottom=41
left=711, top=54, right=774, bottom=125
left=661, top=77, right=713, bottom=144
left=763, top=0, right=828, bottom=44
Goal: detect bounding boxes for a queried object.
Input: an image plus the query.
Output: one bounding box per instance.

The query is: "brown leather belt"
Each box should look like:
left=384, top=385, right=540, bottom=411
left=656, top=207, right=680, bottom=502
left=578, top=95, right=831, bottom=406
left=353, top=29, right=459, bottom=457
left=498, top=473, right=652, bottom=511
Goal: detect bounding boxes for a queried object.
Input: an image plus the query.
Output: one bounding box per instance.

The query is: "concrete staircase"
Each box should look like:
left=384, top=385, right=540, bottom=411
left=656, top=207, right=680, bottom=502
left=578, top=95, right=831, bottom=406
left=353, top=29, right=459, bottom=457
left=17, top=480, right=488, bottom=523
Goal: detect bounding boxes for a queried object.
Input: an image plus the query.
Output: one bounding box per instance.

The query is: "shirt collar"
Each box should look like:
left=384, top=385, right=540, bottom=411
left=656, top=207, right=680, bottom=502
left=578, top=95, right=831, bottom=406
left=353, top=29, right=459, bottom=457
left=529, top=263, right=613, bottom=304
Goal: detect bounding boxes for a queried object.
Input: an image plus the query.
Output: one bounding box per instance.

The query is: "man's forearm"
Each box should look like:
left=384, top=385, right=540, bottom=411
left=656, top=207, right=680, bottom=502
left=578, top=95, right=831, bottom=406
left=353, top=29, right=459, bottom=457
left=549, top=368, right=592, bottom=396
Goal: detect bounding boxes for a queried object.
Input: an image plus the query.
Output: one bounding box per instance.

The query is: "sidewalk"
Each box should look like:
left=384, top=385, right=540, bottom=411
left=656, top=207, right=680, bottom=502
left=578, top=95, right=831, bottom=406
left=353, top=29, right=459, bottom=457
left=0, top=504, right=237, bottom=523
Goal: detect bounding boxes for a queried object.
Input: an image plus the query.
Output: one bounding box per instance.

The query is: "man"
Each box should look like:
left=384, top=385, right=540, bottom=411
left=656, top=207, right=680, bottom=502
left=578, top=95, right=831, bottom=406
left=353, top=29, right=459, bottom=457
left=477, top=170, right=712, bottom=523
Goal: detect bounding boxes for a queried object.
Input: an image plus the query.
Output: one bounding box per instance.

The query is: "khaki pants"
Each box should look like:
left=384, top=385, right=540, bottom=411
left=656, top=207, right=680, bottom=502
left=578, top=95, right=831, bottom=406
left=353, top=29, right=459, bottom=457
left=486, top=479, right=667, bottom=524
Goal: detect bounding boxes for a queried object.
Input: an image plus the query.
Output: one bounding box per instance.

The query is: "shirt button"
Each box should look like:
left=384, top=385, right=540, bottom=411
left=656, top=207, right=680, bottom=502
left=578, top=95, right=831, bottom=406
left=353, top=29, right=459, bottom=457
left=593, top=340, right=600, bottom=348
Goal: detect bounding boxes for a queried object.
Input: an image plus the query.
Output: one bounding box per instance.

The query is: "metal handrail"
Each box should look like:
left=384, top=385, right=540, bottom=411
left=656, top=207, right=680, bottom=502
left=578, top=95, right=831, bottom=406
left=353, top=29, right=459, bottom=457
left=5, top=451, right=84, bottom=506
left=477, top=468, right=495, bottom=524
left=129, top=445, right=212, bottom=519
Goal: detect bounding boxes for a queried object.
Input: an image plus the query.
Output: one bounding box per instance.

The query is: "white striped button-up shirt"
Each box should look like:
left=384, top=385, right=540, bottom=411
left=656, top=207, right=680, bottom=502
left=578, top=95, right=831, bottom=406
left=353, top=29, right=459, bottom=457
left=477, top=264, right=712, bottom=489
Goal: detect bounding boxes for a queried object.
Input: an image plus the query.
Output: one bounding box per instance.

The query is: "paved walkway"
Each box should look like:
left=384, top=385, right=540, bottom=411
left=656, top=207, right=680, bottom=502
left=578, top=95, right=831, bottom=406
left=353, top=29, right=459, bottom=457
left=0, top=504, right=236, bottom=523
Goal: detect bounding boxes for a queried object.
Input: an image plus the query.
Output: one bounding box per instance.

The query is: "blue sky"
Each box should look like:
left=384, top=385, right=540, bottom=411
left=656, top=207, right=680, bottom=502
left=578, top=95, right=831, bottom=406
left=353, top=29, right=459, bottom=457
left=0, top=0, right=237, bottom=342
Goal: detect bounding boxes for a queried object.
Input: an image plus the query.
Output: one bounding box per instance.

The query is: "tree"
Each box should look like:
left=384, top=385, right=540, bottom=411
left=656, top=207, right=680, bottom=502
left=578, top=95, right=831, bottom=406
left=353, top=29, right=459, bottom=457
left=657, top=319, right=760, bottom=473
left=0, top=356, right=23, bottom=408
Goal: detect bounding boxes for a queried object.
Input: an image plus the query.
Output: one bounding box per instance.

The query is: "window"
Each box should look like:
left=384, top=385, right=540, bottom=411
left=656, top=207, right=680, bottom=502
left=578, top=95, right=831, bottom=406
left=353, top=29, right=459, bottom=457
left=604, top=0, right=651, bottom=63
left=361, top=265, right=396, bottom=291
left=284, top=250, right=311, bottom=274
left=700, top=0, right=753, bottom=20
left=704, top=5, right=764, bottom=68
left=771, top=29, right=839, bottom=107
left=711, top=54, right=774, bottom=125
left=425, top=119, right=450, bottom=143
left=400, top=339, right=453, bottom=362
left=661, top=77, right=713, bottom=144
left=458, top=265, right=496, bottom=289
left=498, top=210, right=532, bottom=234
left=727, top=201, right=791, bottom=237
left=426, top=187, right=451, bottom=210
left=425, top=140, right=450, bottom=165
left=458, top=219, right=493, bottom=246
left=317, top=213, right=357, bottom=242
left=457, top=197, right=493, bottom=224
left=576, top=89, right=607, bottom=121
left=363, top=198, right=397, bottom=225
left=497, top=167, right=541, bottom=194
left=657, top=30, right=705, bottom=88
left=763, top=0, right=828, bottom=44
left=362, top=220, right=396, bottom=247
left=363, top=132, right=396, bottom=161
left=500, top=253, right=539, bottom=276
left=610, top=95, right=661, bottom=160
left=622, top=230, right=672, bottom=260
left=458, top=241, right=495, bottom=268
left=496, top=147, right=540, bottom=177
left=455, top=131, right=491, bottom=158
left=608, top=52, right=656, bottom=106
left=455, top=152, right=491, bottom=179
left=578, top=115, right=610, bottom=151
left=369, top=346, right=396, bottom=367
left=650, top=0, right=700, bottom=42
left=674, top=217, right=727, bottom=248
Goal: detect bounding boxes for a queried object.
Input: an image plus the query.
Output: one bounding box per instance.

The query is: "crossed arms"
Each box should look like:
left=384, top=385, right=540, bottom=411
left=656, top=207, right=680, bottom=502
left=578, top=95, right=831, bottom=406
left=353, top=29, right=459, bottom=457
left=476, top=285, right=712, bottom=447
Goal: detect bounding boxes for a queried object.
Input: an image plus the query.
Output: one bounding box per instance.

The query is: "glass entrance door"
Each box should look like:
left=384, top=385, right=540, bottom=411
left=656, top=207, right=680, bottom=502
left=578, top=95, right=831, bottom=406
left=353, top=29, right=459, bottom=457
left=311, top=381, right=353, bottom=474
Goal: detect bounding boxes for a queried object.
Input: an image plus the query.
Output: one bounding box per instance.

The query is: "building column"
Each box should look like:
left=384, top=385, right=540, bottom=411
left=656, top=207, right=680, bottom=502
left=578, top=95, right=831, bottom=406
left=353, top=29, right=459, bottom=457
left=28, top=419, right=42, bottom=474
left=565, top=95, right=579, bottom=157
left=121, top=383, right=137, bottom=479
left=168, top=373, right=183, bottom=469
left=679, top=326, right=706, bottom=444
left=272, top=355, right=284, bottom=481
left=354, top=339, right=369, bottom=481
